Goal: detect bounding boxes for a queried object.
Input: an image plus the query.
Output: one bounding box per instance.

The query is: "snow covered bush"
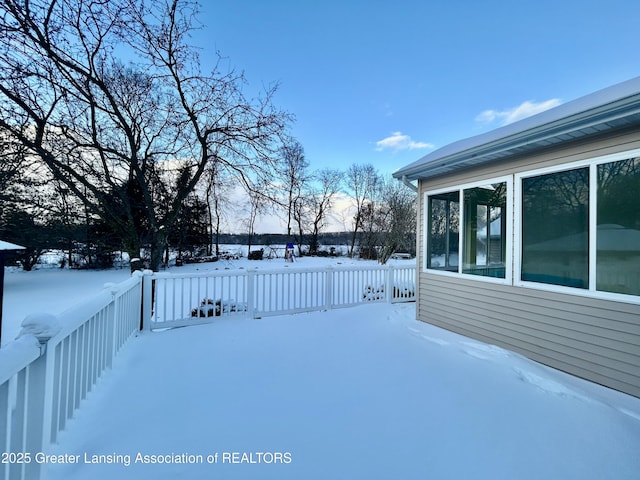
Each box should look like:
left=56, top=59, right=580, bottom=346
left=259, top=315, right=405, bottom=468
left=362, top=281, right=415, bottom=301
left=191, top=298, right=248, bottom=318
left=362, top=284, right=386, bottom=301
left=393, top=281, right=415, bottom=299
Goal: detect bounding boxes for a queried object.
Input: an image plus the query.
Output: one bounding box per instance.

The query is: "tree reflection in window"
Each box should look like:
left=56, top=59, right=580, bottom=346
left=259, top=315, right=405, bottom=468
left=463, top=183, right=506, bottom=278
left=521, top=168, right=589, bottom=288
left=597, top=157, right=640, bottom=295
left=427, top=191, right=459, bottom=271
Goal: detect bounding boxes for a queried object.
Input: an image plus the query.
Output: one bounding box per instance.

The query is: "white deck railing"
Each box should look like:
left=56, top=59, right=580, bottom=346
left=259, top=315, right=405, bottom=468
left=1, top=263, right=415, bottom=480
left=146, top=264, right=416, bottom=330
left=0, top=273, right=142, bottom=480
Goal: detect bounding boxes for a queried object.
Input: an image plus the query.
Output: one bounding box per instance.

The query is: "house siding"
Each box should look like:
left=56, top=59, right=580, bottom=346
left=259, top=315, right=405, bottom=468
left=416, top=128, right=640, bottom=397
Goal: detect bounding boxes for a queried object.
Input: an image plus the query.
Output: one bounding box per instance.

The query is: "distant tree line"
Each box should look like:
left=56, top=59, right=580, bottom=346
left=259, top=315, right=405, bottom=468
left=0, top=153, right=416, bottom=269
left=0, top=0, right=416, bottom=271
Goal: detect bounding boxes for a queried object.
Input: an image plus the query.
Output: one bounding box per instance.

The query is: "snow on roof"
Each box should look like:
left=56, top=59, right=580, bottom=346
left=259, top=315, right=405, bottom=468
left=394, top=76, right=640, bottom=181
left=0, top=240, right=25, bottom=251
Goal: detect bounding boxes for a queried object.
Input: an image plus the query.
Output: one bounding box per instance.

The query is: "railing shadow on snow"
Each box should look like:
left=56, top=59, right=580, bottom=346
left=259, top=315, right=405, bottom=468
left=1, top=263, right=415, bottom=480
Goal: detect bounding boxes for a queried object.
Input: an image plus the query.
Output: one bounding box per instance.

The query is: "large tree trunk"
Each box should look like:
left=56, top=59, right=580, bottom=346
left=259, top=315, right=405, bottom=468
left=349, top=224, right=359, bottom=258
left=149, top=231, right=168, bottom=272
left=124, top=236, right=143, bottom=272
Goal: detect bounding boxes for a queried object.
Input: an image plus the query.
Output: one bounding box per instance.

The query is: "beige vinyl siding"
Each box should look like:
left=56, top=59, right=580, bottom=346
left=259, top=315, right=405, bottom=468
left=417, top=273, right=640, bottom=396
left=415, top=128, right=640, bottom=397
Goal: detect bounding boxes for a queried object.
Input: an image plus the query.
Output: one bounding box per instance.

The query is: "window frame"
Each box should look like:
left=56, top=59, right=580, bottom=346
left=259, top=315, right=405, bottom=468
left=518, top=164, right=590, bottom=289
left=514, top=149, right=640, bottom=304
left=423, top=175, right=513, bottom=285
left=421, top=148, right=640, bottom=304
left=424, top=189, right=460, bottom=273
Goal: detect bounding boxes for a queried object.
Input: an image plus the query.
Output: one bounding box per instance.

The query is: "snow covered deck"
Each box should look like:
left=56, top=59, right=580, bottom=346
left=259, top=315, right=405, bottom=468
left=42, top=303, right=640, bottom=480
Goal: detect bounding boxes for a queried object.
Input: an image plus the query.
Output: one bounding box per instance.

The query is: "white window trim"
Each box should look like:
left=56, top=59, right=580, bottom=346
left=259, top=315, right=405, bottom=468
left=423, top=175, right=513, bottom=286
left=421, top=148, right=640, bottom=304
left=514, top=148, right=640, bottom=305
left=422, top=191, right=429, bottom=272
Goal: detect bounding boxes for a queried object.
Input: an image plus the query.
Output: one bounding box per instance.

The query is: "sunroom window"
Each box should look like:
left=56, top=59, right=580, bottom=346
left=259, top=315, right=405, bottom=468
left=521, top=167, right=589, bottom=288
left=427, top=191, right=459, bottom=271
left=597, top=157, right=640, bottom=296
left=462, top=182, right=507, bottom=278
left=424, top=152, right=638, bottom=299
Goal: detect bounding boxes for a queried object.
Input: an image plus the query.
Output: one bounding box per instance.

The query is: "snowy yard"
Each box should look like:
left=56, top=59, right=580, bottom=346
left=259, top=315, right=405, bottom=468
left=38, top=303, right=640, bottom=480
left=3, top=256, right=640, bottom=479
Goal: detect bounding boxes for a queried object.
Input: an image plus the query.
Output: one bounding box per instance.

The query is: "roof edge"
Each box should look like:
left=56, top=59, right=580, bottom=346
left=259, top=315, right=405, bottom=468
left=0, top=240, right=26, bottom=251
left=393, top=77, right=640, bottom=181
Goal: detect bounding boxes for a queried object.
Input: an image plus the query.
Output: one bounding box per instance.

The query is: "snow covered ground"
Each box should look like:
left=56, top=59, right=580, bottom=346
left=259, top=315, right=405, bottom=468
left=40, top=303, right=640, bottom=480
left=3, top=255, right=640, bottom=479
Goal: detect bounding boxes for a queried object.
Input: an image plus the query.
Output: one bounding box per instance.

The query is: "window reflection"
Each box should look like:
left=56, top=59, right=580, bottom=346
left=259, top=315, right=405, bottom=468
left=427, top=191, right=459, bottom=271
left=597, top=158, right=640, bottom=295
left=521, top=168, right=589, bottom=288
left=462, top=183, right=506, bottom=278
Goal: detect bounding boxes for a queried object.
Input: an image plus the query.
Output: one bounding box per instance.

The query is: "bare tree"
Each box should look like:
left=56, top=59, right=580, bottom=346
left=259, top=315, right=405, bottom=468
left=345, top=163, right=381, bottom=257
left=0, top=135, right=25, bottom=204
left=244, top=189, right=269, bottom=254
left=0, top=0, right=289, bottom=271
left=198, top=163, right=234, bottom=258
left=378, top=178, right=417, bottom=264
left=291, top=194, right=307, bottom=256
left=279, top=139, right=309, bottom=248
left=306, top=168, right=342, bottom=255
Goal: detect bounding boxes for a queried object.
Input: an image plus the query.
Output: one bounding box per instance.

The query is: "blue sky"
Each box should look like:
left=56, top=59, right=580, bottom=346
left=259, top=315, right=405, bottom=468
left=194, top=0, right=640, bottom=177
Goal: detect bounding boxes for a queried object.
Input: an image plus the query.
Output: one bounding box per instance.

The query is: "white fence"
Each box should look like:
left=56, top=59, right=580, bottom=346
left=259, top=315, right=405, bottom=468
left=146, top=264, right=416, bottom=330
left=0, top=274, right=142, bottom=480
left=1, top=263, right=415, bottom=480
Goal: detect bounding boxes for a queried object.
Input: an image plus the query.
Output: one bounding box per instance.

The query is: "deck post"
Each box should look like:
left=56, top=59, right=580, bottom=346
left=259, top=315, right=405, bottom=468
left=247, top=269, right=256, bottom=318
left=141, top=270, right=153, bottom=331
left=385, top=265, right=394, bottom=303
left=23, top=330, right=57, bottom=480
left=324, top=266, right=334, bottom=310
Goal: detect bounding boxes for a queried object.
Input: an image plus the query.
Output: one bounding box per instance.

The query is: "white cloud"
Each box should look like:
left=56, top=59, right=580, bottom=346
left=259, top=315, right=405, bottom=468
left=476, top=98, right=562, bottom=126
left=375, top=132, right=434, bottom=152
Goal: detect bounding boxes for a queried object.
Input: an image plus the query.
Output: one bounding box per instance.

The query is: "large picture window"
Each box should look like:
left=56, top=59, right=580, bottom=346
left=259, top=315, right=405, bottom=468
left=517, top=153, right=640, bottom=299
left=521, top=168, right=589, bottom=288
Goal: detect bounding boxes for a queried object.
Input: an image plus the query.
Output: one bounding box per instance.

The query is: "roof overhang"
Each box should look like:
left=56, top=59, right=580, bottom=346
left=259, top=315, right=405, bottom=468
left=0, top=241, right=25, bottom=251
left=393, top=77, right=640, bottom=181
